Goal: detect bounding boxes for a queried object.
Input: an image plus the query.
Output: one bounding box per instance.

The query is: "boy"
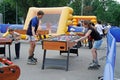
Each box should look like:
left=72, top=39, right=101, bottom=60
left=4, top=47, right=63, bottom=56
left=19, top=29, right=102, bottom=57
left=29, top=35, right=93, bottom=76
left=3, top=28, right=21, bottom=59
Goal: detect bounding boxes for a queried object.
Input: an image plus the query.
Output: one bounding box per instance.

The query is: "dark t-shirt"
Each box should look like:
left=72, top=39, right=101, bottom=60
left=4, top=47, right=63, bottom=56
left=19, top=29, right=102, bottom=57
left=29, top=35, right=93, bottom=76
left=88, top=27, right=102, bottom=40
left=26, top=16, right=39, bottom=36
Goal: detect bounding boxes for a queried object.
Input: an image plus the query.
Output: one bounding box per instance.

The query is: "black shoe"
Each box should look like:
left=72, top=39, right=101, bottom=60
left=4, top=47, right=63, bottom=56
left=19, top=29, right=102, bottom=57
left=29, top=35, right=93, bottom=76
left=14, top=57, right=19, bottom=59
left=27, top=58, right=36, bottom=65
left=31, top=53, right=37, bottom=62
left=32, top=57, right=37, bottom=62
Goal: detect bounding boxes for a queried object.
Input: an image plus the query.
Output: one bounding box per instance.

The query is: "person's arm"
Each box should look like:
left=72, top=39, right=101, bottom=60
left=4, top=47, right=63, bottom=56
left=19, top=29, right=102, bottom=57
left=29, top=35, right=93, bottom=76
left=32, top=27, right=39, bottom=41
left=75, top=30, right=92, bottom=42
left=2, top=31, right=9, bottom=38
left=14, top=32, right=21, bottom=40
left=37, top=20, right=42, bottom=30
left=32, top=27, right=36, bottom=37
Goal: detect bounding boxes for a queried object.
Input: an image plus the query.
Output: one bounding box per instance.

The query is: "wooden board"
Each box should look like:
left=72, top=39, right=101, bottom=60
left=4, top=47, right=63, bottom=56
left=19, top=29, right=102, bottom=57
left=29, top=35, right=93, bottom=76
left=0, top=38, right=12, bottom=45
left=42, top=41, right=67, bottom=51
left=14, top=30, right=49, bottom=35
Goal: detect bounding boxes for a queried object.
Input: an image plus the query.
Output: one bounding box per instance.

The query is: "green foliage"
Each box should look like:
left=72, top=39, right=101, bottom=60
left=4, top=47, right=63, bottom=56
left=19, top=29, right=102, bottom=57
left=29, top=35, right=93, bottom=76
left=40, top=0, right=69, bottom=7
left=0, top=0, right=120, bottom=26
left=69, top=0, right=81, bottom=15
left=0, top=1, right=16, bottom=24
left=90, top=0, right=120, bottom=26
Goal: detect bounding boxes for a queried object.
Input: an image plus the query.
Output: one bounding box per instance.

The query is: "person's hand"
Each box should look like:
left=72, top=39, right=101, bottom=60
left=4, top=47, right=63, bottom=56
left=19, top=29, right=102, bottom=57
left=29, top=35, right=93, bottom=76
left=16, top=36, right=20, bottom=40
left=34, top=35, right=39, bottom=41
left=35, top=38, right=38, bottom=41
left=74, top=39, right=80, bottom=43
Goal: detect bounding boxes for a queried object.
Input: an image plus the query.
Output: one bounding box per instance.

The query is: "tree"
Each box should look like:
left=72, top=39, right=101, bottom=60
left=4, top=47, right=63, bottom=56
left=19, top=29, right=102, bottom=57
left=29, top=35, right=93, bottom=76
left=0, top=0, right=120, bottom=26
left=91, top=0, right=120, bottom=26
left=69, top=0, right=82, bottom=15
left=0, top=1, right=16, bottom=24
left=106, top=1, right=120, bottom=26
left=6, top=0, right=69, bottom=23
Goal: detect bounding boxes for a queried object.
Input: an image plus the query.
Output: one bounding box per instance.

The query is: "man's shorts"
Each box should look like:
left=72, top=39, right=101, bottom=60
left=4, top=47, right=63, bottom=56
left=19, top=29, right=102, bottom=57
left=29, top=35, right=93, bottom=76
left=93, top=39, right=103, bottom=49
left=27, top=35, right=36, bottom=41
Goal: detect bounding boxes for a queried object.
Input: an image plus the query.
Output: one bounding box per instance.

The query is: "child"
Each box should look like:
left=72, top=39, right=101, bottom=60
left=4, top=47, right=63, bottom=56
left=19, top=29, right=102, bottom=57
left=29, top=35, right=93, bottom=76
left=75, top=20, right=102, bottom=69
left=2, top=28, right=21, bottom=59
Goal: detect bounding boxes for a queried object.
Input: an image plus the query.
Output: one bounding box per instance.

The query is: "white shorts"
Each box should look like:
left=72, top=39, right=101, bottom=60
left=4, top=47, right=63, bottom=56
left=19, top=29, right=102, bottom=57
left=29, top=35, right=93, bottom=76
left=27, top=35, right=36, bottom=41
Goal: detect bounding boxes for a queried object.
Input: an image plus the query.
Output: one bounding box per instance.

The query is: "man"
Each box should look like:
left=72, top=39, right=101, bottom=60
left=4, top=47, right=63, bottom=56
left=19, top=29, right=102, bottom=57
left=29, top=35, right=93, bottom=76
left=26, top=10, right=44, bottom=65
left=95, top=21, right=104, bottom=37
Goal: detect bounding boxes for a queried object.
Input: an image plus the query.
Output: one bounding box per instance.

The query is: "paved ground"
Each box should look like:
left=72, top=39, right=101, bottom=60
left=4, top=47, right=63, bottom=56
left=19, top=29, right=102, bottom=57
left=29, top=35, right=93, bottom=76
left=1, top=38, right=120, bottom=80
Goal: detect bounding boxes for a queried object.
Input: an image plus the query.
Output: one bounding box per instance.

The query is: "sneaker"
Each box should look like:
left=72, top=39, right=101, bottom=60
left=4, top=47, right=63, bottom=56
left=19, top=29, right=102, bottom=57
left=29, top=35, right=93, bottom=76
left=27, top=58, right=36, bottom=65
left=32, top=53, right=37, bottom=62
left=32, top=57, right=37, bottom=62
left=89, top=62, right=98, bottom=67
left=89, top=61, right=100, bottom=67
left=88, top=62, right=99, bottom=69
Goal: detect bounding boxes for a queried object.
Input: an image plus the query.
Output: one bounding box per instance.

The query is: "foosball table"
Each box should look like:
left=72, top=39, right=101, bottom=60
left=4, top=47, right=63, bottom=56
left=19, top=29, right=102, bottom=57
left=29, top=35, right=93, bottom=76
left=42, top=35, right=80, bottom=71
left=0, top=58, right=20, bottom=80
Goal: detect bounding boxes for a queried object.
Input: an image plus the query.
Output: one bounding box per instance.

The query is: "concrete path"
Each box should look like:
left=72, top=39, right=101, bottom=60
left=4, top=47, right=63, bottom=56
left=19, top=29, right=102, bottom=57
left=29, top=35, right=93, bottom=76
left=2, top=38, right=120, bottom=80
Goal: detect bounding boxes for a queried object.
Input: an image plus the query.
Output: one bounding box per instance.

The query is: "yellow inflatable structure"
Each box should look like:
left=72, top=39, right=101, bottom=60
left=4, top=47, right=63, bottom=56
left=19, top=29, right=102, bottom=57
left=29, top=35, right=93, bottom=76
left=24, top=7, right=73, bottom=35
left=72, top=16, right=97, bottom=26
left=2, top=30, right=27, bottom=40
left=3, top=7, right=73, bottom=39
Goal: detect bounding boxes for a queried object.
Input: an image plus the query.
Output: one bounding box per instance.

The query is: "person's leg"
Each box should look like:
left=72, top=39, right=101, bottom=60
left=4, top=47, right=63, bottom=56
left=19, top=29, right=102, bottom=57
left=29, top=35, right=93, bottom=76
left=91, top=48, right=99, bottom=65
left=28, top=41, right=36, bottom=59
left=88, top=48, right=99, bottom=69
left=89, top=40, right=102, bottom=67
left=27, top=36, right=37, bottom=65
left=15, top=42, right=20, bottom=59
left=91, top=48, right=97, bottom=61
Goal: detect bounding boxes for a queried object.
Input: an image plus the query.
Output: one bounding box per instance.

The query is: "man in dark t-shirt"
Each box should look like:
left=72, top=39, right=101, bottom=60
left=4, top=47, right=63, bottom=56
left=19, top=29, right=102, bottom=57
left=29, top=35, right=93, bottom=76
left=26, top=10, right=44, bottom=65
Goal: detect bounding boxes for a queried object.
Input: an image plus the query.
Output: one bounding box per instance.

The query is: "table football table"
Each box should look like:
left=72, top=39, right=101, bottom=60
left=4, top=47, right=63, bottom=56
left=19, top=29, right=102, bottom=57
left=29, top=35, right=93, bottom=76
left=42, top=35, right=80, bottom=71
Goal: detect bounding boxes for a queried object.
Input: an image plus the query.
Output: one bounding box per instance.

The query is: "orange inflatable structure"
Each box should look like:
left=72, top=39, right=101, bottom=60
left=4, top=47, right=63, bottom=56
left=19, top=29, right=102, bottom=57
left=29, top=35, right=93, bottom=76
left=72, top=16, right=97, bottom=26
